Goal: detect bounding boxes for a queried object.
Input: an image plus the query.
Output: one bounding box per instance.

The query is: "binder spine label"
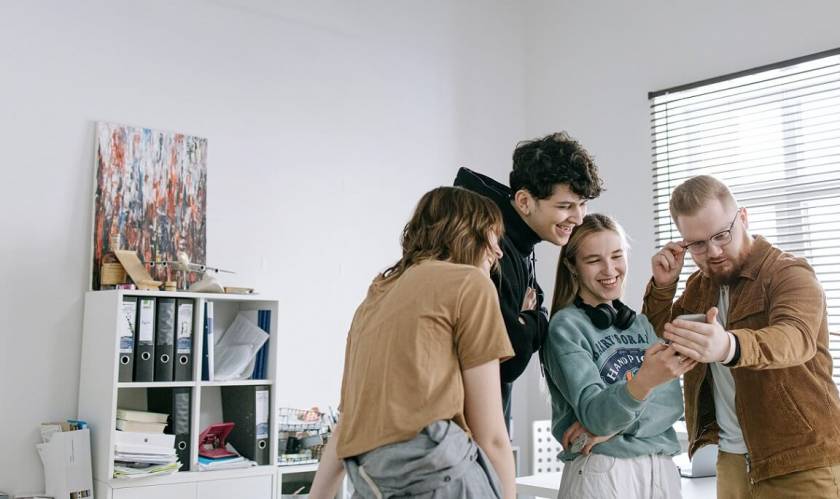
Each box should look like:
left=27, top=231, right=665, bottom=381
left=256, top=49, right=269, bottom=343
left=173, top=390, right=191, bottom=434
left=138, top=298, right=155, bottom=342
left=176, top=303, right=193, bottom=353
left=119, top=336, right=134, bottom=351
left=119, top=301, right=136, bottom=353
left=256, top=389, right=269, bottom=439
left=176, top=337, right=191, bottom=352
left=154, top=298, right=176, bottom=382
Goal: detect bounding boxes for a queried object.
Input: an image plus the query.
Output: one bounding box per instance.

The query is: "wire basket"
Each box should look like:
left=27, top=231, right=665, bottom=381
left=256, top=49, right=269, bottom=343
left=277, top=407, right=330, bottom=466
left=276, top=440, right=327, bottom=466
left=277, top=407, right=325, bottom=432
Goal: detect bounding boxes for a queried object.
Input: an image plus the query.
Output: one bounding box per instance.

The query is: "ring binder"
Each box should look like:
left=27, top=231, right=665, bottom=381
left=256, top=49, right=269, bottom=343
left=155, top=298, right=176, bottom=381
left=221, top=385, right=271, bottom=465
left=148, top=387, right=193, bottom=471
left=134, top=297, right=156, bottom=382
left=118, top=297, right=137, bottom=382
left=173, top=299, right=194, bottom=382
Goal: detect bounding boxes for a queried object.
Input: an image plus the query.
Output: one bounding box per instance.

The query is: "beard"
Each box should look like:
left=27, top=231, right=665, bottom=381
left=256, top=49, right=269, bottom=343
left=707, top=265, right=740, bottom=287
left=699, top=243, right=752, bottom=287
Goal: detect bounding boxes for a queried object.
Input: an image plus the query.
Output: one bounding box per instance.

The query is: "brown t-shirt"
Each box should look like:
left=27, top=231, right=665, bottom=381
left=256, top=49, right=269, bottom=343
left=335, top=260, right=513, bottom=459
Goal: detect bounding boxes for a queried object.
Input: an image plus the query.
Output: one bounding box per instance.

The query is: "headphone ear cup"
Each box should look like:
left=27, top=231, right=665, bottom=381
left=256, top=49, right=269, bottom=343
left=574, top=296, right=620, bottom=330
left=613, top=300, right=637, bottom=330
left=591, top=303, right=616, bottom=330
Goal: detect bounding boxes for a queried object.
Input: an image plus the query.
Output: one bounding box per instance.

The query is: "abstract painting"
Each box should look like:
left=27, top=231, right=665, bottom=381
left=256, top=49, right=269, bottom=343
left=92, top=122, right=208, bottom=289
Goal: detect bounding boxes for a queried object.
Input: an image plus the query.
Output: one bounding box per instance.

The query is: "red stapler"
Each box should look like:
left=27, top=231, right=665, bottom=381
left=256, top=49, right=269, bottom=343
left=198, top=422, right=237, bottom=459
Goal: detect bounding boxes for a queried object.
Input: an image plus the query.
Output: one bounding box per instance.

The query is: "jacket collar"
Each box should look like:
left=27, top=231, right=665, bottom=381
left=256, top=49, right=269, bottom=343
left=737, top=235, right=773, bottom=281
left=454, top=167, right=542, bottom=255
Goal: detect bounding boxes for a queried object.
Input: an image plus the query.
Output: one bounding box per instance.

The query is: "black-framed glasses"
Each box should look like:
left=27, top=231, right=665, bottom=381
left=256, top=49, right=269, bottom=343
left=681, top=208, right=742, bottom=255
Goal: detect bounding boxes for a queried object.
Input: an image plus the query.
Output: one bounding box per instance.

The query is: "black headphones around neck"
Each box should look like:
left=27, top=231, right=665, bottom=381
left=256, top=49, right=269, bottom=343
left=574, top=295, right=636, bottom=330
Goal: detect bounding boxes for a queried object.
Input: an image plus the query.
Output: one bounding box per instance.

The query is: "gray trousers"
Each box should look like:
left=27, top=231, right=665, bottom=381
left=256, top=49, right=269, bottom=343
left=344, top=420, right=502, bottom=499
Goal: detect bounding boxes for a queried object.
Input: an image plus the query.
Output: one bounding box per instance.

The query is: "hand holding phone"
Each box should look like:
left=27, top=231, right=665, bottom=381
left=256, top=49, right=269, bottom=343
left=662, top=314, right=706, bottom=345
left=666, top=308, right=731, bottom=363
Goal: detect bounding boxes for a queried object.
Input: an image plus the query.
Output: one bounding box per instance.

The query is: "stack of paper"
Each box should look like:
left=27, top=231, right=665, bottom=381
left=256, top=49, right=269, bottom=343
left=113, top=462, right=180, bottom=479
left=197, top=454, right=257, bottom=471
left=116, top=408, right=168, bottom=433
left=113, top=431, right=179, bottom=478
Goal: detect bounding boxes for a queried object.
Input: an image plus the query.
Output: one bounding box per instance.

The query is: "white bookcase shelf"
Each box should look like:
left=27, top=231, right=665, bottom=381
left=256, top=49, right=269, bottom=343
left=78, top=290, right=281, bottom=499
left=117, top=382, right=196, bottom=389
left=200, top=380, right=274, bottom=387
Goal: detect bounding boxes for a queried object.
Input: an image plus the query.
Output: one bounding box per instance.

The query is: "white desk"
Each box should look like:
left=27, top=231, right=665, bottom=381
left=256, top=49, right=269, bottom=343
left=516, top=470, right=715, bottom=498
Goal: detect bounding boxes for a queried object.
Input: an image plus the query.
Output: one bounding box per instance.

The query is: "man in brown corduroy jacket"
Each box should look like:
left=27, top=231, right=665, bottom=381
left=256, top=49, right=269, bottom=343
left=643, top=175, right=840, bottom=499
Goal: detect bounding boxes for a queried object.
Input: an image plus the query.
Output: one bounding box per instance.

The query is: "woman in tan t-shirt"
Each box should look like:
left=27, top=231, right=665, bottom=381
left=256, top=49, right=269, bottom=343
left=310, top=186, right=516, bottom=499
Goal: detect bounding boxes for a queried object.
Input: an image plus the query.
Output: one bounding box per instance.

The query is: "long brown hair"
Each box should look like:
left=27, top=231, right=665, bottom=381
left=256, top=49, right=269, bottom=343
left=551, top=213, right=628, bottom=315
left=380, top=186, right=504, bottom=282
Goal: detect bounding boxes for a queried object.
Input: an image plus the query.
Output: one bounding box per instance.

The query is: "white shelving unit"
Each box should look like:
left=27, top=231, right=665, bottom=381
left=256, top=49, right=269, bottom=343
left=79, top=290, right=280, bottom=499
left=276, top=463, right=319, bottom=498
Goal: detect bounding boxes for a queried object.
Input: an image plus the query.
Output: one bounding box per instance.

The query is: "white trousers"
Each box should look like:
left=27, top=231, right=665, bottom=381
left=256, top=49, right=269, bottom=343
left=557, top=453, right=682, bottom=499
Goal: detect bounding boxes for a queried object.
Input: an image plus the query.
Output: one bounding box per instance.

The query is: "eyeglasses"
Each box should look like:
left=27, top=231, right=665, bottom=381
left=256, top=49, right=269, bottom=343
left=681, top=208, right=741, bottom=255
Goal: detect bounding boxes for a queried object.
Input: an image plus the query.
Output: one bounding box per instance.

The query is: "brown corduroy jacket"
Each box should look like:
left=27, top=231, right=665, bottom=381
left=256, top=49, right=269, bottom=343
left=643, top=236, right=840, bottom=482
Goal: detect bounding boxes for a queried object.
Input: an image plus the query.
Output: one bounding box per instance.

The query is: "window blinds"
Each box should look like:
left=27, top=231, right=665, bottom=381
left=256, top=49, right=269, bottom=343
left=649, top=48, right=840, bottom=385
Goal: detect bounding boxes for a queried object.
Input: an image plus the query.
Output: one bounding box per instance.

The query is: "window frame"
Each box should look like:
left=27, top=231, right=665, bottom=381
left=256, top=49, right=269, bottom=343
left=649, top=47, right=840, bottom=386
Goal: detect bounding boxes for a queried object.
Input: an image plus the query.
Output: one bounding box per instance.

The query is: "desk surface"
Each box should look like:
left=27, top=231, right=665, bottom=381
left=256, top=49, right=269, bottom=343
left=516, top=471, right=715, bottom=498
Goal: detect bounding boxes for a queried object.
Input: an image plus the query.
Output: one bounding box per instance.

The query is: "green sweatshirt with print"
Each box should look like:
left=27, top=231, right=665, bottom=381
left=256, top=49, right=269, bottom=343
left=541, top=304, right=683, bottom=461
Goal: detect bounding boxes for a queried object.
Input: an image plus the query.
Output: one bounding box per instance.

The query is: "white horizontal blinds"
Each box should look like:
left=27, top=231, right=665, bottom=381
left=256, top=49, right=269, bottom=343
left=650, top=49, right=840, bottom=386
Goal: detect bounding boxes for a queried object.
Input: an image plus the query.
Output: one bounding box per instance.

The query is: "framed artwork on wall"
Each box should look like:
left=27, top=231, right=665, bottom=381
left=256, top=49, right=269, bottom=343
left=91, top=121, right=208, bottom=290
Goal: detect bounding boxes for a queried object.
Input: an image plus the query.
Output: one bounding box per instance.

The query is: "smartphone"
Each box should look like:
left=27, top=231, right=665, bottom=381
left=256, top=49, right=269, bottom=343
left=669, top=313, right=707, bottom=350
left=676, top=313, right=706, bottom=323
left=662, top=314, right=707, bottom=345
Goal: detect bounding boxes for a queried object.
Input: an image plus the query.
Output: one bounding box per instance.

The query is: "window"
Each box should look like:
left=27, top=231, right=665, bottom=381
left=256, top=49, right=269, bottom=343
left=649, top=48, right=840, bottom=385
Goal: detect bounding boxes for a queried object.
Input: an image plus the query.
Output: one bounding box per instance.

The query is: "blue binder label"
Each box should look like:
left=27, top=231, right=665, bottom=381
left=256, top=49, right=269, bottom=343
left=119, top=336, right=134, bottom=352
left=176, top=337, right=192, bottom=352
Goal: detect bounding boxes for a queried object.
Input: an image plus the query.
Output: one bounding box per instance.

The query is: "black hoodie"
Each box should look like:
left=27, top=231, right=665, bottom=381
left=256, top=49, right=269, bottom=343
left=454, top=168, right=549, bottom=412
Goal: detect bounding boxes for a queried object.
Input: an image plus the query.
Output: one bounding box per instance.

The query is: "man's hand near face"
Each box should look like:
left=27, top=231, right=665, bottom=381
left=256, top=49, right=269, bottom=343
left=651, top=242, right=686, bottom=287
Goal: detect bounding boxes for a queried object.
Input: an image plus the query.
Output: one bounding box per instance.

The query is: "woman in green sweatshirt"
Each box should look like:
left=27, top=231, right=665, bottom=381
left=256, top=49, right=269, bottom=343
left=541, top=214, right=693, bottom=498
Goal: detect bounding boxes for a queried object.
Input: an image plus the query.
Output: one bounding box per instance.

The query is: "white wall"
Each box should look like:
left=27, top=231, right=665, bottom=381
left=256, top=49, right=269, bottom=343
left=0, top=1, right=526, bottom=492
left=5, top=0, right=840, bottom=490
left=516, top=0, right=840, bottom=474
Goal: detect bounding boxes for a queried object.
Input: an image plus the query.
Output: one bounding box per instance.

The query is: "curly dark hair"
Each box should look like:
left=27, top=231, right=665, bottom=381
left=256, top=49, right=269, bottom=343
left=510, top=131, right=604, bottom=200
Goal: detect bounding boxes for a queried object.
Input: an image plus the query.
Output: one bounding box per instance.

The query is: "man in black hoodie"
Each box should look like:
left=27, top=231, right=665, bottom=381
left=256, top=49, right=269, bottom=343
left=454, top=132, right=604, bottom=432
